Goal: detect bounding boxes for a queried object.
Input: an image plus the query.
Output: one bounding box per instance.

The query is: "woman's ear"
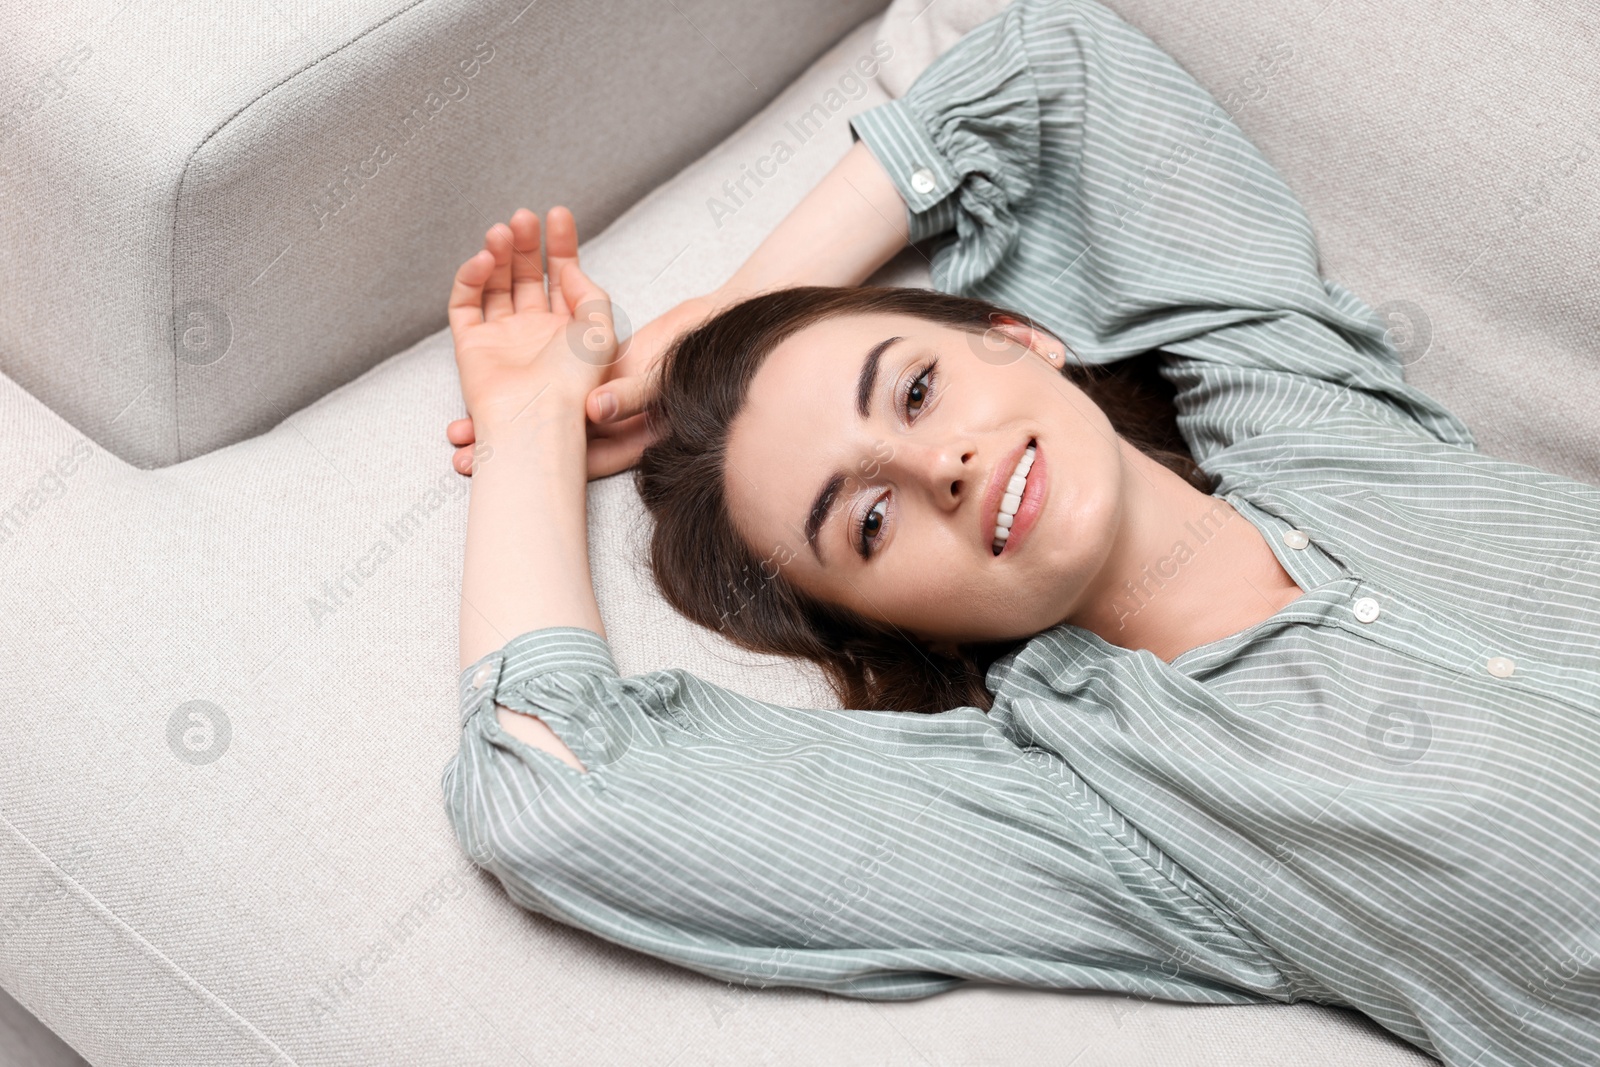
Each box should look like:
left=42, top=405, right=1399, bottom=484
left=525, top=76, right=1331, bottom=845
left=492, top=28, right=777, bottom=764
left=983, top=315, right=1065, bottom=368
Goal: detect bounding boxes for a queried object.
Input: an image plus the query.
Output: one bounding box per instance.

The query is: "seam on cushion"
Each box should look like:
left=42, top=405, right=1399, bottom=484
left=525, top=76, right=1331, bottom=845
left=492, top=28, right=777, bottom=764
left=0, top=807, right=298, bottom=1063
left=166, top=0, right=435, bottom=464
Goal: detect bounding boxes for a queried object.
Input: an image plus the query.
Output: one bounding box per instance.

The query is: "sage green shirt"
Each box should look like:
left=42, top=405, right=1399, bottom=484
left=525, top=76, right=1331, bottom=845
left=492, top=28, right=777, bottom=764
left=443, top=3, right=1600, bottom=1064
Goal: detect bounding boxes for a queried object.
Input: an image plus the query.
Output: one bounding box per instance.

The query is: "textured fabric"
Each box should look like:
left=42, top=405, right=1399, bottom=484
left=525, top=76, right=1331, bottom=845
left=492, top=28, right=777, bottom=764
left=0, top=0, right=883, bottom=469
left=444, top=3, right=1600, bottom=1065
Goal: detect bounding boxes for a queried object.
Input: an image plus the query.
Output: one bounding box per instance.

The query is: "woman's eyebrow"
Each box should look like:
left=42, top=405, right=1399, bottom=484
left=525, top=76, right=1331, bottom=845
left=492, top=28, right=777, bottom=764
left=803, top=472, right=847, bottom=565
left=802, top=336, right=904, bottom=564
left=855, top=336, right=903, bottom=417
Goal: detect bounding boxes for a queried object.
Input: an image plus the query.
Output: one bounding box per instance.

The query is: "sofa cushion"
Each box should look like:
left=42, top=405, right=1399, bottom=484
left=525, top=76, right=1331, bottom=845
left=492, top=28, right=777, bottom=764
left=0, top=0, right=883, bottom=469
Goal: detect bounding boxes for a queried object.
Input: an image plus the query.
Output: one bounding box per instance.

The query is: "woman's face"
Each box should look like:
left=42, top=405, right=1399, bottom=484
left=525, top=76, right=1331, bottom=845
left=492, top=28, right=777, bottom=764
left=723, top=311, right=1131, bottom=650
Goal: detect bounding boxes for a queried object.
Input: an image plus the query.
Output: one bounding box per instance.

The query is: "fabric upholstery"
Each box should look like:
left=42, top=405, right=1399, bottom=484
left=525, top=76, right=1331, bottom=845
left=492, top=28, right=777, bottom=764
left=3, top=0, right=1595, bottom=1062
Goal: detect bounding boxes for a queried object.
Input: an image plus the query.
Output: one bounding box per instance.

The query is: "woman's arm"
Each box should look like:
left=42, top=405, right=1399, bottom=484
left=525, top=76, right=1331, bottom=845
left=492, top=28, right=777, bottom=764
left=711, top=138, right=912, bottom=304
left=450, top=209, right=614, bottom=771
left=445, top=626, right=1279, bottom=1004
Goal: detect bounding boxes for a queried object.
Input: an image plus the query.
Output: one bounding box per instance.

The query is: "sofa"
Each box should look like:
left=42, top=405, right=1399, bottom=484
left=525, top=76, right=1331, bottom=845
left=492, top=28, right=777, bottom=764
left=2, top=0, right=1595, bottom=1062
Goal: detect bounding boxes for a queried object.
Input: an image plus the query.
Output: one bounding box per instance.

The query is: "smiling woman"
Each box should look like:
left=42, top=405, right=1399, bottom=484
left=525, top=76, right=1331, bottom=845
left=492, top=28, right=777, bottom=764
left=635, top=284, right=1217, bottom=713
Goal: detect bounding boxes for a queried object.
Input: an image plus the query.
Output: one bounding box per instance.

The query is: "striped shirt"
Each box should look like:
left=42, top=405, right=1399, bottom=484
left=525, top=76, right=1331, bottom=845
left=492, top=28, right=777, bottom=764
left=441, top=2, right=1600, bottom=1063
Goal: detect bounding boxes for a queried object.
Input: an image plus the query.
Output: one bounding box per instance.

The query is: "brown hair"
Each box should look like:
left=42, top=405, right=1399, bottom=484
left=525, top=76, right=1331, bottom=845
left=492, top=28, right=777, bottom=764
left=633, top=286, right=1211, bottom=714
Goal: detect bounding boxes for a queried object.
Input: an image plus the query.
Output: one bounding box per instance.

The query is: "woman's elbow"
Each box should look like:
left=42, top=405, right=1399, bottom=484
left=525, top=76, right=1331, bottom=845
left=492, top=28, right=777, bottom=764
left=495, top=703, right=589, bottom=773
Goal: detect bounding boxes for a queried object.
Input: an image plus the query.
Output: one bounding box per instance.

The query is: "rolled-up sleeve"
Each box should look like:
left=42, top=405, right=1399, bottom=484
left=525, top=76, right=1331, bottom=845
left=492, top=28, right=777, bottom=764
left=849, top=0, right=1476, bottom=464
left=441, top=627, right=1284, bottom=1003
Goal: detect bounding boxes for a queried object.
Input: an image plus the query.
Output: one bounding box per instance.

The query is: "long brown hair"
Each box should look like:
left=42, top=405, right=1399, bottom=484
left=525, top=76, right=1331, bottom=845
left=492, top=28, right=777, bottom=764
left=633, top=286, right=1210, bottom=714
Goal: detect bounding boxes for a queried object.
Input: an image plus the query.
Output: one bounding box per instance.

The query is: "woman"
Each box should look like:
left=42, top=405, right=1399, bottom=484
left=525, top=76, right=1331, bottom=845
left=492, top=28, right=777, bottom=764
left=441, top=1, right=1600, bottom=1064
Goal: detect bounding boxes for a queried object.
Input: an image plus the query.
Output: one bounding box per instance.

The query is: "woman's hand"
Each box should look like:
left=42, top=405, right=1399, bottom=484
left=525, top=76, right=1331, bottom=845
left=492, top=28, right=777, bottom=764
left=448, top=206, right=617, bottom=437
left=448, top=290, right=722, bottom=480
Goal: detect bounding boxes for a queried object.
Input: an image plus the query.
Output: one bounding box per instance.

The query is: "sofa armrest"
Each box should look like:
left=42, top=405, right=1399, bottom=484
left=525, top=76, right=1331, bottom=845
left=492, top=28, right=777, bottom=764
left=0, top=0, right=887, bottom=468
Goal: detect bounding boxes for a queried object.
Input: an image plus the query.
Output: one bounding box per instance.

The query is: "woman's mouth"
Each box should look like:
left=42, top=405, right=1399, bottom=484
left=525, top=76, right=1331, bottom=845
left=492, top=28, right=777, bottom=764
left=992, top=438, right=1043, bottom=556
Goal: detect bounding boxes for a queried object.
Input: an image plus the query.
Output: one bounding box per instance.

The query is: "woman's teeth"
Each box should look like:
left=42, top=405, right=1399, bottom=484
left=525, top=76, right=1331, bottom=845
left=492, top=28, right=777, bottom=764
left=992, top=442, right=1037, bottom=555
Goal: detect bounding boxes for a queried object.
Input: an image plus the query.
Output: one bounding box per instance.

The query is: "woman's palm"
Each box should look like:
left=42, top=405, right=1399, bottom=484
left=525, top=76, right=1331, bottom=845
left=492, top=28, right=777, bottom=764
left=448, top=207, right=618, bottom=431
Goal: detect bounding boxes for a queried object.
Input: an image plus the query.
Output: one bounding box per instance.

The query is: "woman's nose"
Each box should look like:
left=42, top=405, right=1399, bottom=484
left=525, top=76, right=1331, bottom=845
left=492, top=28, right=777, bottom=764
left=886, top=438, right=975, bottom=505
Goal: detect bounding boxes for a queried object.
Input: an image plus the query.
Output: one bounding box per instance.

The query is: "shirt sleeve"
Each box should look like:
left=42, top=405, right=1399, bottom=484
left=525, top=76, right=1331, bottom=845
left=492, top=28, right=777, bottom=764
left=847, top=0, right=1476, bottom=465
left=441, top=626, right=1283, bottom=1004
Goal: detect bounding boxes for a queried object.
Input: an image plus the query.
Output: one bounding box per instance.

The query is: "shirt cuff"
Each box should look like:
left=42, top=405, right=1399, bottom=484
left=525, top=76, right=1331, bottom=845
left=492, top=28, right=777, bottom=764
left=849, top=97, right=962, bottom=246
left=458, top=626, right=619, bottom=727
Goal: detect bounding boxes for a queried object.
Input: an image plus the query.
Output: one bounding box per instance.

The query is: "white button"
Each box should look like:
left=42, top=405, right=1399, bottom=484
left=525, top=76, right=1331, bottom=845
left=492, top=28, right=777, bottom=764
left=470, top=663, right=494, bottom=689
left=1352, top=596, right=1381, bottom=623
left=1486, top=656, right=1516, bottom=678
left=1281, top=529, right=1309, bottom=550
left=909, top=167, right=937, bottom=195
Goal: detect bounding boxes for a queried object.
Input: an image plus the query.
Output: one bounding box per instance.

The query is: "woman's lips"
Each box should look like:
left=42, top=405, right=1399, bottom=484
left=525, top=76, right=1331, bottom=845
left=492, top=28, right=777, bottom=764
left=982, top=437, right=1033, bottom=555
left=997, top=439, right=1045, bottom=557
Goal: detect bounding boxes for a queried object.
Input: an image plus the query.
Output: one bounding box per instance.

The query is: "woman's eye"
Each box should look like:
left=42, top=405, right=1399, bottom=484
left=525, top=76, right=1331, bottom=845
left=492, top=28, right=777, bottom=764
left=902, top=360, right=937, bottom=420
left=857, top=496, right=887, bottom=559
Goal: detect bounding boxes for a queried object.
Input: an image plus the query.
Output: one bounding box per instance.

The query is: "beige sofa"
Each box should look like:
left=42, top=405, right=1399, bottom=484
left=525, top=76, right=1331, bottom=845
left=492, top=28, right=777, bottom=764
left=3, top=0, right=1595, bottom=1062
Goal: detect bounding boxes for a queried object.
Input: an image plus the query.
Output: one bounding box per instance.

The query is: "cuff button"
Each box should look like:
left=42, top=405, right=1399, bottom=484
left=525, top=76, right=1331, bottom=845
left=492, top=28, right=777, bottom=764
left=470, top=663, right=494, bottom=690
left=910, top=166, right=936, bottom=195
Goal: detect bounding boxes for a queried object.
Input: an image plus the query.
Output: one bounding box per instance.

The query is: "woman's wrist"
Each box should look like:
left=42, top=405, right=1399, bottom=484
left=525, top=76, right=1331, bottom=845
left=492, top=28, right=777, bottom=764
left=458, top=384, right=601, bottom=668
left=470, top=385, right=588, bottom=444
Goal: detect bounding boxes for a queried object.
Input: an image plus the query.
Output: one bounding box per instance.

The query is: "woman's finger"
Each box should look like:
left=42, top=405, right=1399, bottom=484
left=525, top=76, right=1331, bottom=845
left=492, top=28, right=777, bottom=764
left=586, top=374, right=653, bottom=424
left=584, top=409, right=647, bottom=442
left=446, top=417, right=475, bottom=446
left=482, top=223, right=515, bottom=322
left=447, top=249, right=494, bottom=336
left=558, top=260, right=610, bottom=323
left=558, top=261, right=619, bottom=370
left=453, top=445, right=475, bottom=475
left=507, top=209, right=547, bottom=314
left=544, top=206, right=579, bottom=317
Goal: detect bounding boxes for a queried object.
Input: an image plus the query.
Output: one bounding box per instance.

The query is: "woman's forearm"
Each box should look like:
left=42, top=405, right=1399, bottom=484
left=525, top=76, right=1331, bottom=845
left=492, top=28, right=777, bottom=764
left=459, top=400, right=597, bottom=772
left=458, top=399, right=603, bottom=673
left=712, top=140, right=910, bottom=307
